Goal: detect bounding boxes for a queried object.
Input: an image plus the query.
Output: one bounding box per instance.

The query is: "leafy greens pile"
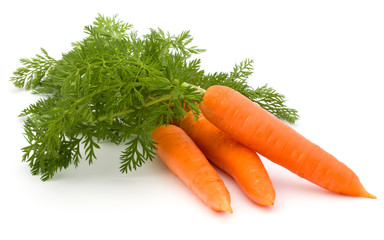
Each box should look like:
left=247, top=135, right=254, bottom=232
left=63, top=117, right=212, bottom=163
left=11, top=15, right=298, bottom=181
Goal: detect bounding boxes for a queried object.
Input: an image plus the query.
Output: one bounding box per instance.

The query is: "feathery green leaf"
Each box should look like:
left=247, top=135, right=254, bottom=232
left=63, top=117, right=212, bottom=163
left=11, top=14, right=298, bottom=180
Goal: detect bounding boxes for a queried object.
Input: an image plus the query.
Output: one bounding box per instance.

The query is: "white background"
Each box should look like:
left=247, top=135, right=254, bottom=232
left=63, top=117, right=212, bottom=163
left=1, top=0, right=383, bottom=239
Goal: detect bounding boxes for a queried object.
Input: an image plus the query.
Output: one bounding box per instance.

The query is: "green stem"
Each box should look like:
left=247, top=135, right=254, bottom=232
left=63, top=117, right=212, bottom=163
left=94, top=93, right=174, bottom=123
left=94, top=82, right=205, bottom=123
left=181, top=82, right=206, bottom=94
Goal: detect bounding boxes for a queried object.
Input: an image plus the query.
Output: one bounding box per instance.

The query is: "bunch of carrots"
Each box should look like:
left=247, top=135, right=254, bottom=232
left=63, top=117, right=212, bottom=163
left=10, top=15, right=375, bottom=213
left=152, top=85, right=376, bottom=213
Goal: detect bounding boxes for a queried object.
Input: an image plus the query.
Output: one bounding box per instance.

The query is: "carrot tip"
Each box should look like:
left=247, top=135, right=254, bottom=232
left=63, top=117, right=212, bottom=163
left=365, top=192, right=377, bottom=199
left=265, top=194, right=275, bottom=206
left=255, top=193, right=275, bottom=206
left=225, top=204, right=233, bottom=214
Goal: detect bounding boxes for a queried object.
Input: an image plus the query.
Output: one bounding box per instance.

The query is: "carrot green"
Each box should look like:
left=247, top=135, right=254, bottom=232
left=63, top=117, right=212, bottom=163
left=10, top=14, right=298, bottom=181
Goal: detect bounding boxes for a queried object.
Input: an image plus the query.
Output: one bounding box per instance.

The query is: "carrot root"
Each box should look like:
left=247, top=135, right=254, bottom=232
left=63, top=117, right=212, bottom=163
left=180, top=110, right=276, bottom=206
left=152, top=124, right=233, bottom=213
left=200, top=85, right=375, bottom=199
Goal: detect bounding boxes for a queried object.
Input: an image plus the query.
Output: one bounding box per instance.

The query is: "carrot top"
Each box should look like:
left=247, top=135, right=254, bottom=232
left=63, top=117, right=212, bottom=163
left=11, top=14, right=298, bottom=180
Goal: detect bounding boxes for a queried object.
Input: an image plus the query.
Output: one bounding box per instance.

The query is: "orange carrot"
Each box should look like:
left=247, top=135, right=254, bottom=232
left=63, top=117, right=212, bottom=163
left=152, top=124, right=233, bottom=213
left=180, top=111, right=276, bottom=206
left=200, top=85, right=375, bottom=198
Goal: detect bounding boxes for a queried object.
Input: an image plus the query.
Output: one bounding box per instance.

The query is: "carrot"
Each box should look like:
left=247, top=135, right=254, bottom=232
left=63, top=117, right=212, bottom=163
left=180, top=111, right=276, bottom=206
left=200, top=85, right=375, bottom=198
left=152, top=124, right=233, bottom=213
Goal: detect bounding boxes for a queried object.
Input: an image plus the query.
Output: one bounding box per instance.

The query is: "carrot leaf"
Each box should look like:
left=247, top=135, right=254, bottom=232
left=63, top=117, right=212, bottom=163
left=11, top=14, right=298, bottom=180
left=187, top=59, right=299, bottom=123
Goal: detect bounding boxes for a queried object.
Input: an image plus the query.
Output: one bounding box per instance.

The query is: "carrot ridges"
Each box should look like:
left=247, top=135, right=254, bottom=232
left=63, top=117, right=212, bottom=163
left=152, top=124, right=233, bottom=212
left=200, top=85, right=375, bottom=199
left=180, top=110, right=276, bottom=206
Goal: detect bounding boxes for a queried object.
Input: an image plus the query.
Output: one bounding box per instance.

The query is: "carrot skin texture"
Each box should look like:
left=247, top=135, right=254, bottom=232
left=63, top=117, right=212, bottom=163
left=152, top=124, right=233, bottom=213
left=180, top=111, right=276, bottom=206
left=200, top=85, right=375, bottom=198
